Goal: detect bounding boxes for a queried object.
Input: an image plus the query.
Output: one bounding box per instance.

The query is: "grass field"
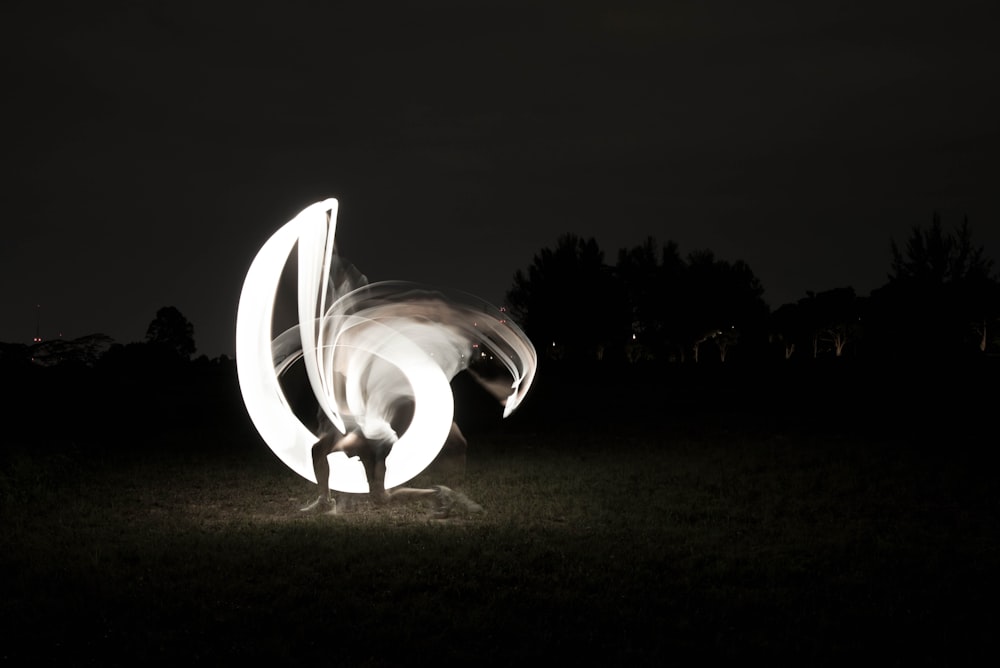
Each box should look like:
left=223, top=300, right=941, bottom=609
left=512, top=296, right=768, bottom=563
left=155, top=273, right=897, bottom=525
left=2, top=362, right=998, bottom=665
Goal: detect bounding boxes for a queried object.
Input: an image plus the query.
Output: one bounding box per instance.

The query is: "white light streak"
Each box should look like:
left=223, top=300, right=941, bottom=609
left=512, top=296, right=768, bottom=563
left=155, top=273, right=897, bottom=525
left=235, top=199, right=537, bottom=492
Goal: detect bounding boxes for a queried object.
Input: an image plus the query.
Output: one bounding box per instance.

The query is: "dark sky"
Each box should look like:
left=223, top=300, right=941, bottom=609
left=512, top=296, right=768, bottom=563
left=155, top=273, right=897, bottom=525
left=4, top=1, right=998, bottom=358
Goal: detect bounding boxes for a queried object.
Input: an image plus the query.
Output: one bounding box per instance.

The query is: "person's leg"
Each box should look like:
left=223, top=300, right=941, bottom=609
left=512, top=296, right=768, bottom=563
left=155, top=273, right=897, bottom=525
left=382, top=423, right=479, bottom=515
left=300, top=431, right=346, bottom=512
left=366, top=439, right=391, bottom=505
left=313, top=437, right=334, bottom=499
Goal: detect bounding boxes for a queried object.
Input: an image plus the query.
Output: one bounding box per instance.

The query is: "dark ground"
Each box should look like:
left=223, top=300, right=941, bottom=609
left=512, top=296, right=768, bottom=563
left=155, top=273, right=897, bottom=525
left=2, top=355, right=998, bottom=665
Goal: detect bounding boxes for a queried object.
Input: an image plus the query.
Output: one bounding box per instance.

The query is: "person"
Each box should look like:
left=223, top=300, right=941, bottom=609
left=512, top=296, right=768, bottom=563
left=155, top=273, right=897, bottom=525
left=299, top=407, right=481, bottom=518
left=298, top=418, right=393, bottom=513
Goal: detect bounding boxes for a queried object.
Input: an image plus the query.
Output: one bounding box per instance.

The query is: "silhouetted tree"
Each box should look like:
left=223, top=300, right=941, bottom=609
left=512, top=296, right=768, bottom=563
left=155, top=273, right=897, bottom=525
left=889, top=215, right=991, bottom=285
left=507, top=234, right=630, bottom=362
left=145, top=306, right=196, bottom=360
left=678, top=250, right=769, bottom=363
left=769, top=302, right=805, bottom=360
left=616, top=237, right=685, bottom=361
left=870, top=214, right=999, bottom=359
left=814, top=288, right=863, bottom=357
left=510, top=236, right=770, bottom=366
left=788, top=288, right=862, bottom=359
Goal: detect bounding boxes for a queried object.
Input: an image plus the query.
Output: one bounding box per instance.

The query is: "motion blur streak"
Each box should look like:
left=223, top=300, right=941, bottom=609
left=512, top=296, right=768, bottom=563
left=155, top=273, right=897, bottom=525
left=236, top=199, right=537, bottom=492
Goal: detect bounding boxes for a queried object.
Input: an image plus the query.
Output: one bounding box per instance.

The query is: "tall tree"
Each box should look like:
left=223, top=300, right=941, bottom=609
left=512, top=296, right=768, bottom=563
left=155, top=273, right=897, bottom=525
left=616, top=237, right=685, bottom=361
left=798, top=288, right=862, bottom=358
left=872, top=214, right=999, bottom=359
left=146, top=306, right=196, bottom=360
left=769, top=301, right=805, bottom=360
left=507, top=234, right=629, bottom=362
left=678, top=250, right=769, bottom=363
left=889, top=214, right=993, bottom=285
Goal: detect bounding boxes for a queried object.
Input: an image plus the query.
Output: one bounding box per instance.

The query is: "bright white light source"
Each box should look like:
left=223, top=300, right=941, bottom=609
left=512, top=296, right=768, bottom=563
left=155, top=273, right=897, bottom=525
left=235, top=199, right=537, bottom=492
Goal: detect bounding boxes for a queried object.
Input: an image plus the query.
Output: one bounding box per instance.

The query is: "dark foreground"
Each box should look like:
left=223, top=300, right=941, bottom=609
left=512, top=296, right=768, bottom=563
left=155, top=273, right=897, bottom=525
left=2, top=360, right=998, bottom=665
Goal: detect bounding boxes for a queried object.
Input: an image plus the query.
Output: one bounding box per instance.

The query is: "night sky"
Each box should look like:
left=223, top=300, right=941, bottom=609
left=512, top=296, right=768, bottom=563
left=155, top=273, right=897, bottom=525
left=4, top=1, right=998, bottom=358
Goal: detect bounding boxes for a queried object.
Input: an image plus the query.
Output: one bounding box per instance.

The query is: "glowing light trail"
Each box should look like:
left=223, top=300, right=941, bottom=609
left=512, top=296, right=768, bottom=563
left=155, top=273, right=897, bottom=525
left=236, top=199, right=537, bottom=492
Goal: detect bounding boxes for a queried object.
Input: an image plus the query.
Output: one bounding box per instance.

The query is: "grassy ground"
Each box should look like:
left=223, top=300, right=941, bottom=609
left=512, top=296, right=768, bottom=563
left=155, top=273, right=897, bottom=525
left=3, top=399, right=997, bottom=666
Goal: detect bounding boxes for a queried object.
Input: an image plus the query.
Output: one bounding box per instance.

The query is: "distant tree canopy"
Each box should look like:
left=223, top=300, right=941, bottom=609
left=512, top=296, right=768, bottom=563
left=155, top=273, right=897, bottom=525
left=506, top=234, right=630, bottom=362
left=145, top=306, right=196, bottom=360
left=889, top=214, right=993, bottom=285
left=506, top=235, right=768, bottom=363
left=616, top=237, right=684, bottom=359
left=870, top=214, right=1000, bottom=359
left=507, top=215, right=999, bottom=365
left=770, top=287, right=862, bottom=360
left=5, top=216, right=995, bottom=377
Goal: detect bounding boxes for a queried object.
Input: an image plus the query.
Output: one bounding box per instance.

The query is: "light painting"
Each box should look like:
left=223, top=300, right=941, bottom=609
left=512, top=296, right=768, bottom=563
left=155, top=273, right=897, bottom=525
left=235, top=199, right=537, bottom=493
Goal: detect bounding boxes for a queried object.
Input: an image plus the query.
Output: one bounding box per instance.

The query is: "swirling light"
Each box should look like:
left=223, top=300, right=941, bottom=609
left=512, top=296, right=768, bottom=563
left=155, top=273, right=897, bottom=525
left=235, top=199, right=537, bottom=493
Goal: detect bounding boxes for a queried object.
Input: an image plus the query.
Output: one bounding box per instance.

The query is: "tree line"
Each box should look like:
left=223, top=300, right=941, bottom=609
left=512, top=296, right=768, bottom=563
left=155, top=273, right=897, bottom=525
left=505, top=214, right=1000, bottom=365
left=0, top=306, right=242, bottom=448
left=1, top=214, right=996, bottom=376
left=1, top=216, right=995, bottom=448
